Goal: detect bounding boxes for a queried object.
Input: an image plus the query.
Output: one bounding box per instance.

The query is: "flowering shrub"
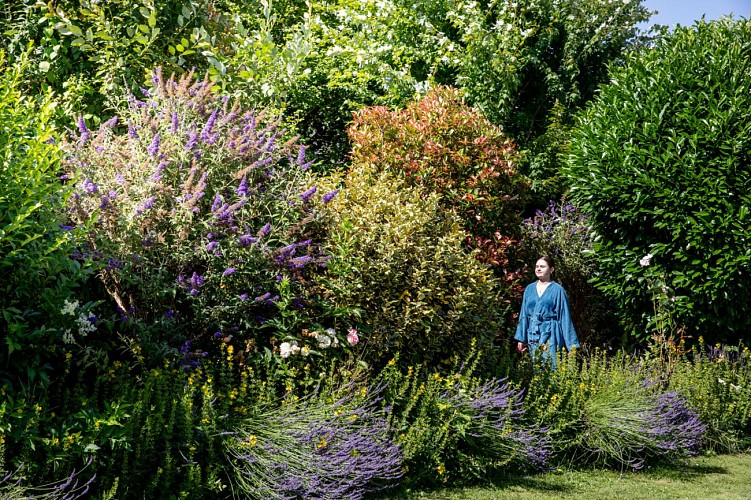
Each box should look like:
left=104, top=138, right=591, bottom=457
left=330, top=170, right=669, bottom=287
left=314, top=165, right=502, bottom=368
left=667, top=341, right=751, bottom=452
left=223, top=381, right=402, bottom=499
left=378, top=343, right=551, bottom=487
left=0, top=458, right=95, bottom=500
left=523, top=349, right=706, bottom=470
left=62, top=68, right=338, bottom=361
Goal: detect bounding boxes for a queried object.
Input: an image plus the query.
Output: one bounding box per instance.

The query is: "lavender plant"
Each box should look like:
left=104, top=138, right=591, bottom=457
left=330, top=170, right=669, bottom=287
left=667, top=341, right=751, bottom=452
left=378, top=341, right=551, bottom=486
left=524, top=349, right=706, bottom=470
left=223, top=381, right=402, bottom=499
left=61, top=68, right=337, bottom=361
left=0, top=458, right=95, bottom=500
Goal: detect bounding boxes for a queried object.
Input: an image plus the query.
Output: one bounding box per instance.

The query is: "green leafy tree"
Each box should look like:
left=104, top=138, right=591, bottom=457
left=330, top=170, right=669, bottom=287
left=564, top=18, right=751, bottom=343
left=1, top=0, right=236, bottom=124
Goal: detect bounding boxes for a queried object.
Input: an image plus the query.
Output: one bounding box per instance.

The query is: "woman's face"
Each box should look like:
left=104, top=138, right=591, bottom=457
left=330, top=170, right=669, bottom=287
left=535, top=259, right=553, bottom=282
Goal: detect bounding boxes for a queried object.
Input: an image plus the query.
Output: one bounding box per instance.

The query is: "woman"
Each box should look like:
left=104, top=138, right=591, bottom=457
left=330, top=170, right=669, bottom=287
left=515, top=256, right=579, bottom=367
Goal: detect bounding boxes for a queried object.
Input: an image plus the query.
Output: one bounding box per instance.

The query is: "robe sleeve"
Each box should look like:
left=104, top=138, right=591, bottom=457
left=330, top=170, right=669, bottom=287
left=514, top=286, right=530, bottom=343
left=555, top=286, right=579, bottom=350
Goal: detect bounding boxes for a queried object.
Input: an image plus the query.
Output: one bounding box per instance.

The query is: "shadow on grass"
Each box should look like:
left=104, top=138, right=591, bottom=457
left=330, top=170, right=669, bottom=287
left=380, top=470, right=576, bottom=499
left=381, top=458, right=733, bottom=499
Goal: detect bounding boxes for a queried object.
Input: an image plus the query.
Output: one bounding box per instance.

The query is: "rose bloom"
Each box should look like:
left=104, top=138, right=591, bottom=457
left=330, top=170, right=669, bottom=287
left=279, top=342, right=292, bottom=358
left=347, top=328, right=359, bottom=346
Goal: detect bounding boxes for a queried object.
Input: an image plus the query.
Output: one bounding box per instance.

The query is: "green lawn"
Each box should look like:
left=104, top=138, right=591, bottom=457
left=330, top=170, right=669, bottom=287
left=403, top=454, right=751, bottom=499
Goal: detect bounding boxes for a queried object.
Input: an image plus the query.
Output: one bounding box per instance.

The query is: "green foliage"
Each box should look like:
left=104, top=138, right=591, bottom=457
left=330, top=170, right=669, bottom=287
left=564, top=19, right=751, bottom=343
left=315, top=165, right=502, bottom=368
left=347, top=87, right=530, bottom=335
left=523, top=349, right=705, bottom=470
left=667, top=341, right=751, bottom=452
left=0, top=51, right=95, bottom=389
left=1, top=0, right=236, bottom=123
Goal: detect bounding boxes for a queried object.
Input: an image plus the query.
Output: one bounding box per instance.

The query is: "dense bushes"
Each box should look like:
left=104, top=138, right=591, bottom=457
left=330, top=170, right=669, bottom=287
left=315, top=165, right=502, bottom=368
left=564, top=19, right=751, bottom=343
left=0, top=52, right=93, bottom=389
left=347, top=86, right=530, bottom=328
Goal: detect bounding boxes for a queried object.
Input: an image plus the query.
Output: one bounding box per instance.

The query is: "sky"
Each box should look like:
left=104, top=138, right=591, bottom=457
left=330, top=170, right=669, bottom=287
left=640, top=0, right=751, bottom=28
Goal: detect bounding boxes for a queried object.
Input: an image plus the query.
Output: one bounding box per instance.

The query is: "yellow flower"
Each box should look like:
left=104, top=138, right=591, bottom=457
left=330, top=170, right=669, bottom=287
left=316, top=438, right=328, bottom=449
left=65, top=352, right=73, bottom=360
left=246, top=435, right=258, bottom=447
left=227, top=345, right=234, bottom=355
left=436, top=464, right=446, bottom=475
left=388, top=358, right=396, bottom=366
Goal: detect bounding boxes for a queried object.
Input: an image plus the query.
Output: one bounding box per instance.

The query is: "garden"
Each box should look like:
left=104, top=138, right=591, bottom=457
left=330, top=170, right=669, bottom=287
left=1, top=1, right=750, bottom=498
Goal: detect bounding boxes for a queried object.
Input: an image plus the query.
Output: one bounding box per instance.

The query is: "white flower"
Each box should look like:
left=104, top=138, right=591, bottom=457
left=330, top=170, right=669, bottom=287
left=730, top=383, right=741, bottom=391
left=317, top=332, right=332, bottom=349
left=717, top=378, right=727, bottom=386
left=76, top=313, right=96, bottom=337
left=279, top=342, right=293, bottom=358
left=62, top=329, right=75, bottom=344
left=301, top=346, right=311, bottom=356
left=290, top=341, right=300, bottom=355
left=639, top=253, right=654, bottom=267
left=347, top=328, right=359, bottom=346
left=61, top=299, right=79, bottom=316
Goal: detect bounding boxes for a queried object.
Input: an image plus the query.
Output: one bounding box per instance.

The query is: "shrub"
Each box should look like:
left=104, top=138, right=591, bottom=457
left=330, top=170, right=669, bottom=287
left=378, top=343, right=551, bottom=488
left=61, top=68, right=337, bottom=363
left=347, top=87, right=530, bottom=334
left=223, top=380, right=402, bottom=499
left=564, top=19, right=751, bottom=343
left=523, top=350, right=705, bottom=469
left=667, top=341, right=751, bottom=452
left=1, top=0, right=237, bottom=124
left=314, top=164, right=502, bottom=368
left=348, top=86, right=528, bottom=241
left=0, top=51, right=93, bottom=389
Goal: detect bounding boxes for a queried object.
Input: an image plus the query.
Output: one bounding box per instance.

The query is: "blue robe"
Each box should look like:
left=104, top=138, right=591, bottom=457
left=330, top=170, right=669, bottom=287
left=514, top=281, right=579, bottom=366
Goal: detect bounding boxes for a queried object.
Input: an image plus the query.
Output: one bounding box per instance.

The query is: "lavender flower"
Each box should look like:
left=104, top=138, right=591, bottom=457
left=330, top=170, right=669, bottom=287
left=83, top=178, right=98, bottom=194
left=103, top=115, right=119, bottom=128
left=185, top=127, right=198, bottom=151
left=238, top=234, right=257, bottom=247
left=206, top=241, right=219, bottom=252
left=171, top=111, right=180, bottom=133
left=258, top=223, right=271, bottom=238
left=128, top=121, right=139, bottom=139
left=222, top=267, right=237, bottom=277
left=237, top=176, right=249, bottom=197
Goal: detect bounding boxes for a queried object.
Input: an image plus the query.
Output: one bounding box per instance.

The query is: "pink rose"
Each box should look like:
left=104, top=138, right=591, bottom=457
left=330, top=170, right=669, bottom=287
left=347, top=328, right=359, bottom=346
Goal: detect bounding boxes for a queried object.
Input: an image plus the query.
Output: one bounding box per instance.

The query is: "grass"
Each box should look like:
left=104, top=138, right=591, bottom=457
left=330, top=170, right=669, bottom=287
left=400, top=453, right=751, bottom=499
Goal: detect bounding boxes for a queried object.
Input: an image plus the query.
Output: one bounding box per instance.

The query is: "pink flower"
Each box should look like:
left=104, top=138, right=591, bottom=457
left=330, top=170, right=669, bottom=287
left=347, top=328, right=359, bottom=346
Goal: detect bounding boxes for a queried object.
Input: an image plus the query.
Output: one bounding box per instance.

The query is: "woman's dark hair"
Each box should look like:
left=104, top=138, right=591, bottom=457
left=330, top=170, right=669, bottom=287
left=537, top=255, right=555, bottom=269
